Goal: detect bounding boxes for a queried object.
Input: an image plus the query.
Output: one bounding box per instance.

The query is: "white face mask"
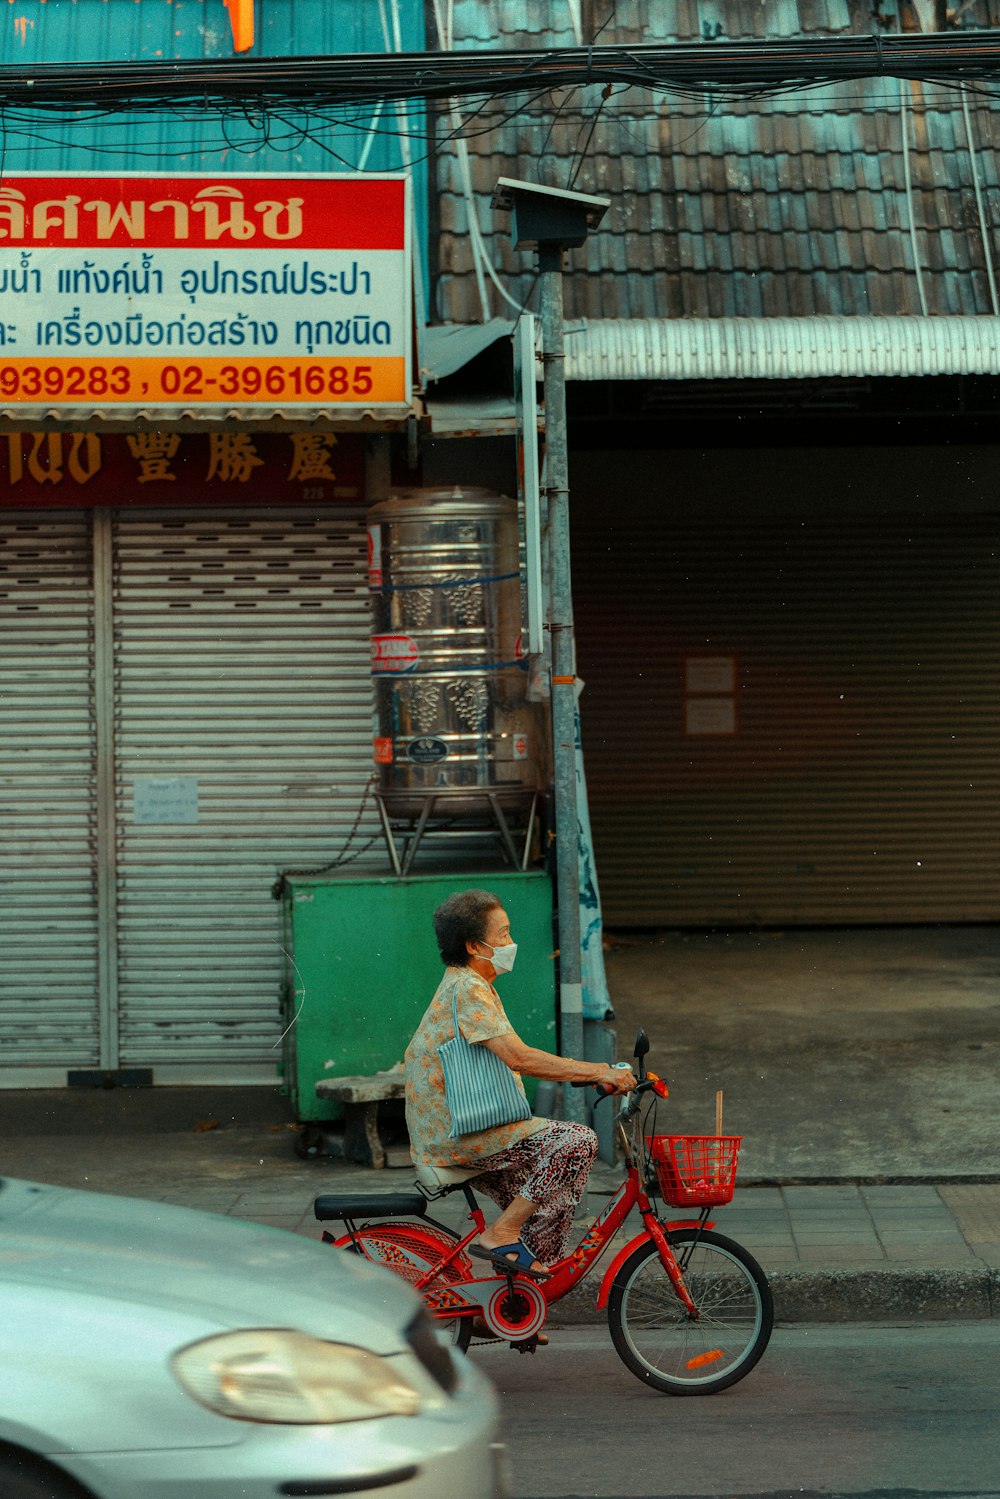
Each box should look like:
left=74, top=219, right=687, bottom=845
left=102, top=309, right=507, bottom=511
left=487, top=941, right=518, bottom=974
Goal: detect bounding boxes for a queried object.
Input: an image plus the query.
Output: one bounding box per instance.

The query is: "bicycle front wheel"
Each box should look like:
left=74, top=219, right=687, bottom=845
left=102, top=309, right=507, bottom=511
left=607, top=1228, right=773, bottom=1395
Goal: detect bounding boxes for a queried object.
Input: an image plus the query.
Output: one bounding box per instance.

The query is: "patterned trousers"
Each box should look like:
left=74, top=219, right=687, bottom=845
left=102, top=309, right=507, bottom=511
left=472, top=1121, right=598, bottom=1264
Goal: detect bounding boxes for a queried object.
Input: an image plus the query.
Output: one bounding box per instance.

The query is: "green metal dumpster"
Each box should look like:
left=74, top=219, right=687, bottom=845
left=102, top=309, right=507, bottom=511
left=279, top=870, right=556, bottom=1122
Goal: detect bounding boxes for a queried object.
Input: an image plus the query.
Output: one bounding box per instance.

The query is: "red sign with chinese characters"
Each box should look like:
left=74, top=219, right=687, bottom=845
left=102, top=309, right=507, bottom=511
left=0, top=431, right=365, bottom=507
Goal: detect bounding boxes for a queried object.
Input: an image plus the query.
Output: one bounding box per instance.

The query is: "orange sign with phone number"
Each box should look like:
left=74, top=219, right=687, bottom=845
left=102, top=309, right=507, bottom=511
left=0, top=357, right=403, bottom=405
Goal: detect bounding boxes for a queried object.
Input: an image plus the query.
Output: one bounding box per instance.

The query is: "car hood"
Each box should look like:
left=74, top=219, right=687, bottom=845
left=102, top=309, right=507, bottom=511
left=0, top=1176, right=417, bottom=1352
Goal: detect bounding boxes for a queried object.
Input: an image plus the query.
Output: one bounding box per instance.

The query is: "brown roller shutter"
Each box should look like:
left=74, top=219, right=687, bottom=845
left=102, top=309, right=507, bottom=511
left=571, top=446, right=1000, bottom=927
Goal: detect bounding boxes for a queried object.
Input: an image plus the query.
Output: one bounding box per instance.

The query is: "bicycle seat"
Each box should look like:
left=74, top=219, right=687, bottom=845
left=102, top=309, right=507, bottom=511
left=414, top=1162, right=480, bottom=1191
left=314, top=1192, right=428, bottom=1221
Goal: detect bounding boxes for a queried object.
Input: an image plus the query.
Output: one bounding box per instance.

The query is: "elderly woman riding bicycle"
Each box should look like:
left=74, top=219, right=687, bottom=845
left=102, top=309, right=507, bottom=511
left=404, top=888, right=636, bottom=1281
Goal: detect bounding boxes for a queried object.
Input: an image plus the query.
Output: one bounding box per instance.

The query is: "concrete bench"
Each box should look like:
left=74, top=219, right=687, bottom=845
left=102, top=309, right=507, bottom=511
left=314, top=1070, right=405, bottom=1169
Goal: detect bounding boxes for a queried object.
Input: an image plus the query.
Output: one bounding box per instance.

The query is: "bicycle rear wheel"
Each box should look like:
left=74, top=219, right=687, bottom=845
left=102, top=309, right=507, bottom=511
left=338, top=1223, right=474, bottom=1353
left=607, top=1228, right=773, bottom=1395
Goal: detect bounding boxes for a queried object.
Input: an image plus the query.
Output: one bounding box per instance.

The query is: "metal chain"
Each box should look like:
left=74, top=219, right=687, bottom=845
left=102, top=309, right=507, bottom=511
left=271, top=773, right=379, bottom=896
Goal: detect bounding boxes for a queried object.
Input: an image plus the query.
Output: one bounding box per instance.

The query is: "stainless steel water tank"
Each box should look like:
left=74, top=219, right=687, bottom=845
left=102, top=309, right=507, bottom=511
left=368, top=486, right=541, bottom=817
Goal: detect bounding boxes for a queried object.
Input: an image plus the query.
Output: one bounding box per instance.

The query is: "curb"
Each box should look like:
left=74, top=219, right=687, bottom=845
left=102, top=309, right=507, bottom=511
left=768, top=1266, right=1000, bottom=1322
left=546, top=1266, right=1000, bottom=1327
left=740, top=1174, right=1000, bottom=1188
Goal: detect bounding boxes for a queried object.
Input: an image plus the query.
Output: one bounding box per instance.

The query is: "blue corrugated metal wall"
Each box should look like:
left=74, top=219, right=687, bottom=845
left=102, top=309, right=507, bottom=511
left=2, top=0, right=414, bottom=61
left=0, top=0, right=428, bottom=295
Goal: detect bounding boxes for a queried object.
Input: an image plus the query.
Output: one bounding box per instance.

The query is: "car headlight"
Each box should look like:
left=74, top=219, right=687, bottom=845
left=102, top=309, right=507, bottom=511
left=171, top=1329, right=421, bottom=1424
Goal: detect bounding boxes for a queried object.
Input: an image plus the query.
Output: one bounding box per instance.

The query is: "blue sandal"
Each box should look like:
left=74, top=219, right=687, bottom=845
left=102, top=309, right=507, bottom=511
left=469, top=1239, right=552, bottom=1280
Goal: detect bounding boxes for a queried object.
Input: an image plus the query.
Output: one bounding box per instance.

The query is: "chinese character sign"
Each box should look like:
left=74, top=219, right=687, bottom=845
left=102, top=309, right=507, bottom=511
left=0, top=174, right=411, bottom=416
left=0, top=431, right=364, bottom=505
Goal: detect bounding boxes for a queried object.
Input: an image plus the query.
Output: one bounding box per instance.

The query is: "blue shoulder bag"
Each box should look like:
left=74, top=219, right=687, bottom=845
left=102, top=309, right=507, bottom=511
left=438, top=984, right=532, bottom=1139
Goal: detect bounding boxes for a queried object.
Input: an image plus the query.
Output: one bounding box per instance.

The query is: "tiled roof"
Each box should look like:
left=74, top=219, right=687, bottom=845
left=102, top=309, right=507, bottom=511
left=431, top=0, right=1000, bottom=324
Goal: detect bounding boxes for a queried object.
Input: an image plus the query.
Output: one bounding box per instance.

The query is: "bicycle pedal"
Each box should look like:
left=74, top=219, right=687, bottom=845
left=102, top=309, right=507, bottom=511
left=509, top=1336, right=539, bottom=1354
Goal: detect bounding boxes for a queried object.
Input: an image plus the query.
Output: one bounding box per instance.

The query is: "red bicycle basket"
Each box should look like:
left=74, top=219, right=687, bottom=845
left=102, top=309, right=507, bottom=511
left=647, top=1134, right=742, bottom=1207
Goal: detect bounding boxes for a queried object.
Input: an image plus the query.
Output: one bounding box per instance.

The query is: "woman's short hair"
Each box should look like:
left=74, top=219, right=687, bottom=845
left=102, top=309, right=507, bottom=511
left=433, top=889, right=501, bottom=967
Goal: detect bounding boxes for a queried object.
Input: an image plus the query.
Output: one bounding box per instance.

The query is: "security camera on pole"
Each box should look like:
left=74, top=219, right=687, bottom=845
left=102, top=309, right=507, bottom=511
left=491, top=177, right=610, bottom=1125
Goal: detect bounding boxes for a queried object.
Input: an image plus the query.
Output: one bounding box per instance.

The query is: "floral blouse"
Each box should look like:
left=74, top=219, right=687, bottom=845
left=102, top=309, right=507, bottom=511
left=404, top=965, right=547, bottom=1166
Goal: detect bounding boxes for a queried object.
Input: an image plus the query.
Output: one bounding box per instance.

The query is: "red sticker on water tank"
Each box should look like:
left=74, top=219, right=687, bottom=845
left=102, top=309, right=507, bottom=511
left=371, top=634, right=419, bottom=673
left=367, top=527, right=382, bottom=590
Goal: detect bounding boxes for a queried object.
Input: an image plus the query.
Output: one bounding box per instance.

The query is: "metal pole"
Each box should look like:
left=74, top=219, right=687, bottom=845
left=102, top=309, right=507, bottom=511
left=92, top=508, right=120, bottom=1072
left=538, top=241, right=585, bottom=1123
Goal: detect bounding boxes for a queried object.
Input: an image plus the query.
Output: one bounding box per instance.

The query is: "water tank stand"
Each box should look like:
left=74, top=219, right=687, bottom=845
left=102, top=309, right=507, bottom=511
left=375, top=790, right=539, bottom=877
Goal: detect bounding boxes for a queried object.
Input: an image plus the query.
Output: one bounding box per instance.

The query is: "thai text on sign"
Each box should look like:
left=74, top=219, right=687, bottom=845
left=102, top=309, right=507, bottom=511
left=0, top=174, right=411, bottom=413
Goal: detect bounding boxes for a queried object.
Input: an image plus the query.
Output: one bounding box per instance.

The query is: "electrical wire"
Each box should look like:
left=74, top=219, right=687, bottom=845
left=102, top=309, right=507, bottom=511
left=6, top=31, right=1000, bottom=115
left=566, top=83, right=614, bottom=190
left=430, top=0, right=527, bottom=319
left=0, top=83, right=566, bottom=172
left=432, top=0, right=491, bottom=318
left=0, top=60, right=992, bottom=182
left=386, top=0, right=428, bottom=325
left=899, top=77, right=930, bottom=316
left=959, top=84, right=1000, bottom=314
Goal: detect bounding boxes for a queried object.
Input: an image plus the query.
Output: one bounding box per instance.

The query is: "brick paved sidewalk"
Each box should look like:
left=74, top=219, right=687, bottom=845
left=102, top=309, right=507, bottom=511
left=724, top=1182, right=1000, bottom=1271
left=145, top=1157, right=1000, bottom=1321
left=5, top=1118, right=1000, bottom=1321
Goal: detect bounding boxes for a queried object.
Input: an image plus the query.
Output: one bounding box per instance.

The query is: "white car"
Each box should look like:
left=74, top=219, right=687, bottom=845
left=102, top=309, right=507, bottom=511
left=0, top=1176, right=506, bottom=1499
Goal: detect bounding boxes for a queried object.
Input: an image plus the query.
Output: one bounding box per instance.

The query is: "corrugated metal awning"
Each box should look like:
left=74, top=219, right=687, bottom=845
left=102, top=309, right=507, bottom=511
left=420, top=319, right=515, bottom=382
left=562, top=317, right=1000, bottom=382
left=423, top=315, right=1000, bottom=435
left=423, top=317, right=1000, bottom=399
left=422, top=320, right=518, bottom=436
left=0, top=406, right=420, bottom=435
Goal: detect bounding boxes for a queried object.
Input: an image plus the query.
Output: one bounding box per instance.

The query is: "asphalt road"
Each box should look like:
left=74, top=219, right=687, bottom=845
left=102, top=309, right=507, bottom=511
left=473, top=1323, right=1000, bottom=1499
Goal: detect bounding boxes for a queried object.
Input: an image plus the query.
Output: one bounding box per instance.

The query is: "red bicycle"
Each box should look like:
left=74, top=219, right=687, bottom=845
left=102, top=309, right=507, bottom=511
left=314, top=1029, right=773, bottom=1395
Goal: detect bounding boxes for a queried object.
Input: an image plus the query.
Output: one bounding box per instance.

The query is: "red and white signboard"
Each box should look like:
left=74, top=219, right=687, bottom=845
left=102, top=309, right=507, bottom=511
left=0, top=173, right=411, bottom=420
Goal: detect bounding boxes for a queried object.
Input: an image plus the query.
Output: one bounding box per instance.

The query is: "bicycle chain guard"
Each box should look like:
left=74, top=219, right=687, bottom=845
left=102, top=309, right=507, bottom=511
left=422, top=1273, right=548, bottom=1340
left=475, top=1275, right=548, bottom=1340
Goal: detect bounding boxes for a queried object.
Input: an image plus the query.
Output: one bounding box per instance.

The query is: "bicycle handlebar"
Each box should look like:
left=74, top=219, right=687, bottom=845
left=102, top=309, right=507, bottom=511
left=566, top=1033, right=668, bottom=1109
left=569, top=1073, right=667, bottom=1104
left=568, top=1081, right=617, bottom=1105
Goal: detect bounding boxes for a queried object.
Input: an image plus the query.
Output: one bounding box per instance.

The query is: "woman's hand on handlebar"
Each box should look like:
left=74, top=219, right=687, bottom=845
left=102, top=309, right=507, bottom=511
left=594, top=1063, right=637, bottom=1095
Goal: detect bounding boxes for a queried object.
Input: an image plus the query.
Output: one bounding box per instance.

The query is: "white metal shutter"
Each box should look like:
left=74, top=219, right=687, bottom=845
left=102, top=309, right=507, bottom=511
left=0, top=510, right=100, bottom=1067
left=113, top=507, right=380, bottom=1076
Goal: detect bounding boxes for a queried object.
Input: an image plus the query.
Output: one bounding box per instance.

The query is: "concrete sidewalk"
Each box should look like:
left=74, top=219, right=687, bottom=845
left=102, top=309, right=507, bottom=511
left=2, top=1117, right=999, bottom=1323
